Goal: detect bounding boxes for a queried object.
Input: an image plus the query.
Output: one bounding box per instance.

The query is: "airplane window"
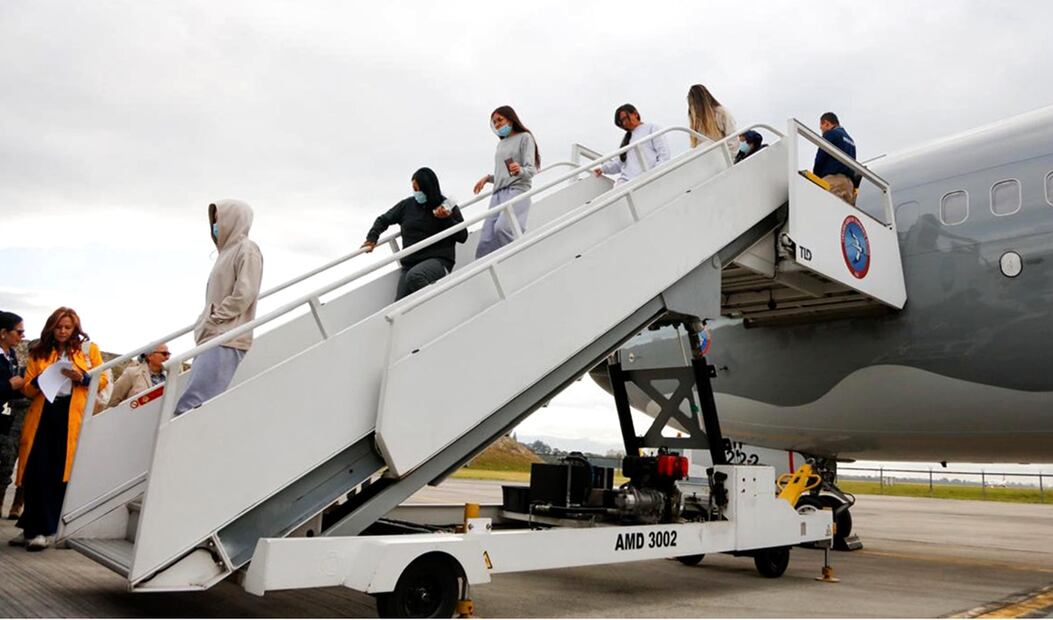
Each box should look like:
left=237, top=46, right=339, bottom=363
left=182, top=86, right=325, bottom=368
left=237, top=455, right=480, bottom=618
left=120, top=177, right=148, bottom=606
left=1046, top=171, right=1053, bottom=206
left=991, top=179, right=1021, bottom=216
left=940, top=191, right=968, bottom=225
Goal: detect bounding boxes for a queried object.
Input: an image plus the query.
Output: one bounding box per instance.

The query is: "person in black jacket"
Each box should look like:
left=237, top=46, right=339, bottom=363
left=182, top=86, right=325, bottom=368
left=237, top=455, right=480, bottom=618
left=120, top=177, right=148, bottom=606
left=0, top=311, right=28, bottom=519
left=812, top=112, right=858, bottom=205
left=361, top=168, right=469, bottom=300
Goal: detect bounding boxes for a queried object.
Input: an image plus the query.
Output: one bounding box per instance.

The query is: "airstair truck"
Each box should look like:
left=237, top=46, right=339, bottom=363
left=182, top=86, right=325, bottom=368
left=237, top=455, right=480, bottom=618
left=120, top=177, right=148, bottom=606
left=58, top=119, right=903, bottom=617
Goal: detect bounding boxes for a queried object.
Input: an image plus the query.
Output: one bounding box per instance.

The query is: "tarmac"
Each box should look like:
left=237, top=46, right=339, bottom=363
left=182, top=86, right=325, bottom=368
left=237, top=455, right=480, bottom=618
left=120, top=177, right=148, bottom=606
left=1, top=480, right=1052, bottom=618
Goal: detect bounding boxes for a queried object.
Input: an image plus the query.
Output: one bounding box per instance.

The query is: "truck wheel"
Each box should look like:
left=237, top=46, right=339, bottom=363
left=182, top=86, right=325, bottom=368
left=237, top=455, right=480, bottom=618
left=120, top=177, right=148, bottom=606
left=375, top=554, right=460, bottom=618
left=676, top=554, right=705, bottom=566
left=753, top=546, right=791, bottom=578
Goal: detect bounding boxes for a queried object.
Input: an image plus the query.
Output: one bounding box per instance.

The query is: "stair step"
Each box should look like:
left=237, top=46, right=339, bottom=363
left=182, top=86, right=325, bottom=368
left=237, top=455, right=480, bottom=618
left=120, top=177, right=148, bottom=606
left=67, top=538, right=135, bottom=577
left=126, top=499, right=141, bottom=543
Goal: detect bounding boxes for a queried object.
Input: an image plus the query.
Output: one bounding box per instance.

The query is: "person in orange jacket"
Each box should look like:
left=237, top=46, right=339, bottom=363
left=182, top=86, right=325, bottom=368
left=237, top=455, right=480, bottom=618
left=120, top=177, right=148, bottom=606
left=10, top=307, right=107, bottom=551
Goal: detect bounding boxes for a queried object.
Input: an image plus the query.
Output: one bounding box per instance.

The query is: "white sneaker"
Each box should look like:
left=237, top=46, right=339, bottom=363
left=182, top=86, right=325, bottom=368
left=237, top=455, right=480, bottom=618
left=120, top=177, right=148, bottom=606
left=7, top=533, right=25, bottom=546
left=25, top=535, right=49, bottom=551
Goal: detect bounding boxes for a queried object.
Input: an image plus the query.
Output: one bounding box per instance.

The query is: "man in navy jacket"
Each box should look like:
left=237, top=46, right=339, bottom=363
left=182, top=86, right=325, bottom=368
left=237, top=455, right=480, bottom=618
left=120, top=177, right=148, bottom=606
left=812, top=112, right=858, bottom=205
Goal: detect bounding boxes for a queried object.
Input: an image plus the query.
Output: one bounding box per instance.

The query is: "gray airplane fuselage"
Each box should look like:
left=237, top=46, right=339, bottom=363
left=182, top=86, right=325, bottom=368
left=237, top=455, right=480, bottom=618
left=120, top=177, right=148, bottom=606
left=605, top=107, right=1053, bottom=462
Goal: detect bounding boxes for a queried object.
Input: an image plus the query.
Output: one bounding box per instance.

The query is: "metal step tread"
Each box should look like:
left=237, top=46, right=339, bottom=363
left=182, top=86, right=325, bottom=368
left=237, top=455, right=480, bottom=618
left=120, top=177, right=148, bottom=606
left=67, top=538, right=134, bottom=577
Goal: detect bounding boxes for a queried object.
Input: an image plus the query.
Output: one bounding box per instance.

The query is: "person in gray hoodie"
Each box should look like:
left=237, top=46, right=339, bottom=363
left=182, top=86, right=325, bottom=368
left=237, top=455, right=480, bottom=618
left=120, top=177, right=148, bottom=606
left=174, top=200, right=264, bottom=416
left=472, top=105, right=541, bottom=258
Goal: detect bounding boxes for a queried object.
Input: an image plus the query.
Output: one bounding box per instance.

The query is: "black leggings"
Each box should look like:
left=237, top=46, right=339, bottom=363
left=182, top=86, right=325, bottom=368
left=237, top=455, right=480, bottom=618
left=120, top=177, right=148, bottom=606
left=16, top=396, right=70, bottom=538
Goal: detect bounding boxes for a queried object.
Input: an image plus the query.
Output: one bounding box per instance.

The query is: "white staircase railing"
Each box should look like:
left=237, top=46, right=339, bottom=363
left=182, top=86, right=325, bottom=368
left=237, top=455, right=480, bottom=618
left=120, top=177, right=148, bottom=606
left=153, top=124, right=781, bottom=423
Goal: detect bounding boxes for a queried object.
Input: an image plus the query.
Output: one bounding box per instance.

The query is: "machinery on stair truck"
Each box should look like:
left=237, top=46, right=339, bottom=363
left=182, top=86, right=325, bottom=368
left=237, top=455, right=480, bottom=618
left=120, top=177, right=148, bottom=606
left=56, top=118, right=904, bottom=617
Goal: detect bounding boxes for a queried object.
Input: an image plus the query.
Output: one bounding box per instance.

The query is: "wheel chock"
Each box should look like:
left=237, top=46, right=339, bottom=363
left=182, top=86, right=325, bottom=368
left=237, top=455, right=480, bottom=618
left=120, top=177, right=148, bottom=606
left=456, top=598, right=475, bottom=618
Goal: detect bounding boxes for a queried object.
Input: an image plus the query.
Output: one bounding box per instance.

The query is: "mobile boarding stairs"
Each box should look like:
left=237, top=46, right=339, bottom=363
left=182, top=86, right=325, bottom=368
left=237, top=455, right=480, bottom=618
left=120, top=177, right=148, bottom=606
left=59, top=119, right=905, bottom=607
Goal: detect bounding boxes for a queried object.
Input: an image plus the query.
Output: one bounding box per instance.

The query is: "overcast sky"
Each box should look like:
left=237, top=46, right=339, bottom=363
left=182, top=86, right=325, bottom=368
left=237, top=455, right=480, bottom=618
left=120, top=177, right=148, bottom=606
left=2, top=1, right=1052, bottom=461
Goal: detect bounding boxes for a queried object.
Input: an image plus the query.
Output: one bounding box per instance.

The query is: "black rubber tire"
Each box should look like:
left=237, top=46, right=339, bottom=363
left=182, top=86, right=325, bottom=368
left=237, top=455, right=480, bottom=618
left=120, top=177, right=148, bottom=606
left=374, top=555, right=460, bottom=618
left=753, top=546, right=791, bottom=578
left=818, top=495, right=853, bottom=542
left=676, top=554, right=705, bottom=566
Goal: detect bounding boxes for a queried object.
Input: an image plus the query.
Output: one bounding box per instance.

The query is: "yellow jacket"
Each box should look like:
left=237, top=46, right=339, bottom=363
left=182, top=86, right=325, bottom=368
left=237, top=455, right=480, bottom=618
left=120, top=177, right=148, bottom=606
left=17, top=342, right=107, bottom=485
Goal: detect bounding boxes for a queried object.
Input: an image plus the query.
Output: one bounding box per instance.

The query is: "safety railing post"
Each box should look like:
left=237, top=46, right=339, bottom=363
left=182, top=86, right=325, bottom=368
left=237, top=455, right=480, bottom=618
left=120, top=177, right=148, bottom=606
left=308, top=297, right=329, bottom=340
left=503, top=203, right=524, bottom=238
left=625, top=191, right=640, bottom=222
left=387, top=239, right=400, bottom=254
left=981, top=471, right=986, bottom=499
left=928, top=469, right=933, bottom=496
left=84, top=373, right=100, bottom=418
left=879, top=466, right=884, bottom=493
left=634, top=145, right=649, bottom=171
left=720, top=142, right=734, bottom=167
left=1039, top=474, right=1045, bottom=503
left=487, top=265, right=506, bottom=300
left=158, top=362, right=181, bottom=424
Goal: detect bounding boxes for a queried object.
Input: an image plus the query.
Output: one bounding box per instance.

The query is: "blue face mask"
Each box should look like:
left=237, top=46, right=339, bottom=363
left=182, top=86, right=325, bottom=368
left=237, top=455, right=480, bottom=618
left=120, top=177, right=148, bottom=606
left=493, top=123, right=512, bottom=138
left=738, top=142, right=750, bottom=154
left=413, top=190, right=428, bottom=204
left=211, top=222, right=219, bottom=239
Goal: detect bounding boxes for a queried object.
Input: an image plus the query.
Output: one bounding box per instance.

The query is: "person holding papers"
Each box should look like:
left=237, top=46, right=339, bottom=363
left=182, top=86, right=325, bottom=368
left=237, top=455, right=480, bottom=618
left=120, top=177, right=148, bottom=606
left=11, top=307, right=106, bottom=551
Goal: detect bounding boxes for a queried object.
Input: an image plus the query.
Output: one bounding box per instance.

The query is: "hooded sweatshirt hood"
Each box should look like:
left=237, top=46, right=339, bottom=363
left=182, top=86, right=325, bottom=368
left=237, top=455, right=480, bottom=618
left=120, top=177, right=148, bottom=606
left=212, top=199, right=254, bottom=251
left=194, top=199, right=264, bottom=350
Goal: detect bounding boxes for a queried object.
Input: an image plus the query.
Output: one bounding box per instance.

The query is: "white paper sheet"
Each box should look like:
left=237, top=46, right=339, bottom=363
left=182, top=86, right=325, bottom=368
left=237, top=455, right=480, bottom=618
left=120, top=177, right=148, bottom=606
left=39, top=360, right=73, bottom=403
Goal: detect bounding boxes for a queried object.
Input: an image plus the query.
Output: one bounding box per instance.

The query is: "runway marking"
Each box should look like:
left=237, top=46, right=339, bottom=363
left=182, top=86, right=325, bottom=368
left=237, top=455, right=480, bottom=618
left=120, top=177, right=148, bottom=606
left=857, top=550, right=1053, bottom=574
left=949, top=584, right=1053, bottom=618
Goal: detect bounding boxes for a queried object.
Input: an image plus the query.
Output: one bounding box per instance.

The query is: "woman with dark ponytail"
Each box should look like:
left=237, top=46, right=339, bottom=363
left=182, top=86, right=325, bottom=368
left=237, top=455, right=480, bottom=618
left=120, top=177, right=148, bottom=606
left=472, top=105, right=541, bottom=258
left=592, top=104, right=670, bottom=185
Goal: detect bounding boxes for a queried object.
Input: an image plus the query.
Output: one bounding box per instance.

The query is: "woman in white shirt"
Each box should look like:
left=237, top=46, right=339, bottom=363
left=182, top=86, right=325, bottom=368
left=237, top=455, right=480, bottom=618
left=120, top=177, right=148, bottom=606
left=593, top=104, right=670, bottom=185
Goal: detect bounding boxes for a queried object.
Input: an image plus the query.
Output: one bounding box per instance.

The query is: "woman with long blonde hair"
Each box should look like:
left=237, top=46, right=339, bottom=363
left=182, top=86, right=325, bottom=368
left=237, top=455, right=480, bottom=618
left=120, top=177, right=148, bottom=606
left=686, top=84, right=737, bottom=152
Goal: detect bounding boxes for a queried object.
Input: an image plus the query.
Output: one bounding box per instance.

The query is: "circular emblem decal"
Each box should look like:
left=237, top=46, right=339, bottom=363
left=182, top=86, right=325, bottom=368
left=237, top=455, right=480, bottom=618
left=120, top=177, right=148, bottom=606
left=840, top=215, right=870, bottom=279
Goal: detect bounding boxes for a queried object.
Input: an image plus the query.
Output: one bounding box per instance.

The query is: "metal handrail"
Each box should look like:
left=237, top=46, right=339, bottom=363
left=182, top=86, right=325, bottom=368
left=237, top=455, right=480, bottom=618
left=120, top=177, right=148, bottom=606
left=162, top=123, right=779, bottom=370
left=789, top=119, right=895, bottom=227
left=145, top=123, right=779, bottom=422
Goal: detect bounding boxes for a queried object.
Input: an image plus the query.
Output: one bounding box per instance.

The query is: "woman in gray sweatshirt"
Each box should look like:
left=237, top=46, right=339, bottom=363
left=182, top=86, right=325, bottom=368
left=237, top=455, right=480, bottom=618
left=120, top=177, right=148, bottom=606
left=472, top=105, right=541, bottom=258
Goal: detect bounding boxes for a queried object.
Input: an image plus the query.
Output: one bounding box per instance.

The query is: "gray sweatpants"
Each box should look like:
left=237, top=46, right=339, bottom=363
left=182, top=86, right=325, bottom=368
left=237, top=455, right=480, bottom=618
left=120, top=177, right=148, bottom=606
left=174, top=346, right=246, bottom=416
left=475, top=187, right=531, bottom=258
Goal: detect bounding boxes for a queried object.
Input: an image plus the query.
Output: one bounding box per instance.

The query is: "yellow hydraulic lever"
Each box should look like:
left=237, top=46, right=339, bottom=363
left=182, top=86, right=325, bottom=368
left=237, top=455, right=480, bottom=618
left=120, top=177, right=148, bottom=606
left=777, top=464, right=823, bottom=507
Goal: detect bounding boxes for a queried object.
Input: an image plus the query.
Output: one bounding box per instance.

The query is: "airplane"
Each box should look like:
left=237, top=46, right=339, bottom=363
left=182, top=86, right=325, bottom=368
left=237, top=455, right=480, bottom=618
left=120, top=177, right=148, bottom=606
left=589, top=105, right=1053, bottom=543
